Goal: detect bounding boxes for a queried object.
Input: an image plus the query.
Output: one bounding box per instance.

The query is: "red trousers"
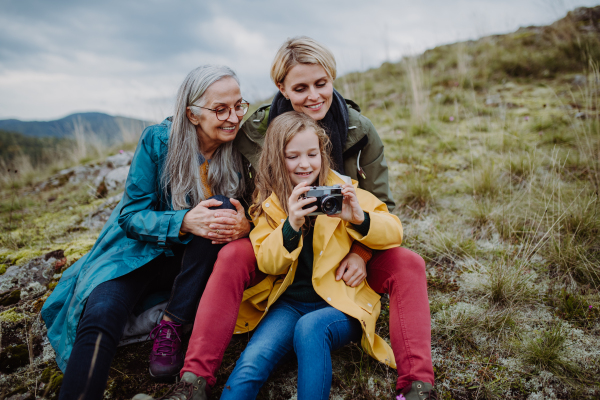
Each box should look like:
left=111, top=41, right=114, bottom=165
left=181, top=238, right=434, bottom=390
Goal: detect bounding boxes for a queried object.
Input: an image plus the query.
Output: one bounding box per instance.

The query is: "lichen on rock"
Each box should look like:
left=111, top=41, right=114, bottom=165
left=0, top=308, right=28, bottom=323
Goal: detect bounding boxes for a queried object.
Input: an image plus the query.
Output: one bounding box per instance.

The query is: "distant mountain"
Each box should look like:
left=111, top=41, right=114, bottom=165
left=0, top=112, right=153, bottom=144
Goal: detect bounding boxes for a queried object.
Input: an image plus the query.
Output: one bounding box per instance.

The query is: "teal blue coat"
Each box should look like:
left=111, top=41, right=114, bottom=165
left=41, top=118, right=193, bottom=371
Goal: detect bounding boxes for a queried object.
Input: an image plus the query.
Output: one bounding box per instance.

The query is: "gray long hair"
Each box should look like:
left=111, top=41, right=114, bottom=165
left=162, top=65, right=246, bottom=210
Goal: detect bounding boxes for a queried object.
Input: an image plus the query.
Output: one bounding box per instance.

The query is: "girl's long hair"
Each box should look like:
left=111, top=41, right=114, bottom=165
left=250, top=112, right=332, bottom=227
left=161, top=65, right=245, bottom=210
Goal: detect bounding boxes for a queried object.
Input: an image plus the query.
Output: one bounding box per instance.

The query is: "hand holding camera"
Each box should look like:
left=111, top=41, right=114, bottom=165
left=288, top=182, right=318, bottom=231
left=335, top=183, right=364, bottom=225
left=292, top=183, right=364, bottom=228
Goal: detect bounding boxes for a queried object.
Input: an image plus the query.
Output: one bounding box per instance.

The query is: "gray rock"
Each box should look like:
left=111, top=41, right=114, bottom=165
left=79, top=193, right=123, bottom=230
left=105, top=151, right=134, bottom=168
left=36, top=151, right=133, bottom=191
left=0, top=256, right=57, bottom=293
left=93, top=165, right=115, bottom=188
left=485, top=94, right=501, bottom=106
left=20, top=281, right=46, bottom=301
left=103, top=166, right=130, bottom=192
left=572, top=74, right=587, bottom=87
left=68, top=165, right=99, bottom=185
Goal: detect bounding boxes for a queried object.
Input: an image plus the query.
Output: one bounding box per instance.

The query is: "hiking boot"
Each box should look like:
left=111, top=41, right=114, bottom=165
left=148, top=320, right=184, bottom=379
left=132, top=372, right=207, bottom=400
left=396, top=381, right=437, bottom=400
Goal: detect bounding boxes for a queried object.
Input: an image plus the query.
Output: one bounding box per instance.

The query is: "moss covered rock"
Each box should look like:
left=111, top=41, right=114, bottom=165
left=0, top=289, right=21, bottom=306
left=0, top=308, right=27, bottom=323
left=46, top=372, right=64, bottom=396
left=0, top=344, right=29, bottom=373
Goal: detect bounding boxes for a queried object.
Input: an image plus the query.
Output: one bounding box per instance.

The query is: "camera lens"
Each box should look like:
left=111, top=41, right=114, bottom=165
left=321, top=196, right=339, bottom=215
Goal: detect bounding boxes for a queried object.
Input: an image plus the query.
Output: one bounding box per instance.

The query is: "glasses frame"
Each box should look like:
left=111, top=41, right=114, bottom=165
left=194, top=100, right=250, bottom=121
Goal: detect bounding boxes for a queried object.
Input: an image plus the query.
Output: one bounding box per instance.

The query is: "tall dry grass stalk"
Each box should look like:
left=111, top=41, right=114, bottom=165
left=115, top=117, right=144, bottom=144
left=455, top=42, right=470, bottom=86
left=574, top=60, right=600, bottom=196
left=404, top=55, right=429, bottom=125
left=72, top=116, right=106, bottom=160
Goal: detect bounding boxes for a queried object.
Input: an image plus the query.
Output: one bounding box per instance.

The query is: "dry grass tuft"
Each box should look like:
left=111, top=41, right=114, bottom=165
left=485, top=260, right=537, bottom=306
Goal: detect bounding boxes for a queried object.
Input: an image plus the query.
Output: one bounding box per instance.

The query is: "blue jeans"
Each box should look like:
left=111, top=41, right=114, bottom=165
left=59, top=195, right=235, bottom=400
left=220, top=296, right=362, bottom=400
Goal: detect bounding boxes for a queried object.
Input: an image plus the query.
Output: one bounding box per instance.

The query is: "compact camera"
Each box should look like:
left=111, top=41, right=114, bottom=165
left=302, top=185, right=343, bottom=216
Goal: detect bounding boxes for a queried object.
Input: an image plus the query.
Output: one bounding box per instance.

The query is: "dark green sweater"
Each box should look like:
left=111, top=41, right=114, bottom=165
left=281, top=213, right=371, bottom=302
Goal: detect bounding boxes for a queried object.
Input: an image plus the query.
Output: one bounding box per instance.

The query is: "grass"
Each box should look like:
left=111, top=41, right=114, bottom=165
left=484, top=260, right=537, bottom=306
left=519, top=323, right=588, bottom=386
left=335, top=7, right=600, bottom=397
left=400, top=169, right=434, bottom=209
left=547, top=236, right=600, bottom=288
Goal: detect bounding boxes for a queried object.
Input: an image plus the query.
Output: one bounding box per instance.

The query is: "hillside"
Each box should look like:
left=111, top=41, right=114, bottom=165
left=0, top=112, right=152, bottom=145
left=0, top=130, right=74, bottom=168
left=1, top=6, right=600, bottom=400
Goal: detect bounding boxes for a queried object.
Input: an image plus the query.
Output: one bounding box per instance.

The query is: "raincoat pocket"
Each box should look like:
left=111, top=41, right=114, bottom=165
left=354, top=283, right=380, bottom=314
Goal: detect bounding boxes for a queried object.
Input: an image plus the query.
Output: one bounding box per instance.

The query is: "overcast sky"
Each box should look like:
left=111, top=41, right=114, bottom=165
left=1, top=0, right=598, bottom=122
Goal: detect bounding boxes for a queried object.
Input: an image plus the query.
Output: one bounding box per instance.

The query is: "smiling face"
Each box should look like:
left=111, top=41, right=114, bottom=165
left=285, top=127, right=322, bottom=186
left=186, top=76, right=242, bottom=158
left=277, top=63, right=333, bottom=121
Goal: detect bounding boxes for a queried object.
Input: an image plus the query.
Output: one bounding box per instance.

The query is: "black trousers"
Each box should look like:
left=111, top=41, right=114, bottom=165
left=59, top=196, right=235, bottom=400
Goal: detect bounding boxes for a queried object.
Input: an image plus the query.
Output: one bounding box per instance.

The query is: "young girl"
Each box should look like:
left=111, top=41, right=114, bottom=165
left=220, top=111, right=403, bottom=400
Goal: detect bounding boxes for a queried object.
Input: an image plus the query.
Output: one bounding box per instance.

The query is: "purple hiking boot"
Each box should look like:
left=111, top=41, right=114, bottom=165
left=148, top=320, right=184, bottom=380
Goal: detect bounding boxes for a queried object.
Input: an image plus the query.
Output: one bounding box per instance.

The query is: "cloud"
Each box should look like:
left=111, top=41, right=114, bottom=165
left=0, top=0, right=598, bottom=120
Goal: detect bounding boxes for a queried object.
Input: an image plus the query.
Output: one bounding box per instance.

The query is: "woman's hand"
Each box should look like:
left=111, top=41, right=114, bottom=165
left=288, top=182, right=318, bottom=231
left=207, top=199, right=251, bottom=243
left=332, top=184, right=364, bottom=225
left=180, top=198, right=250, bottom=244
left=335, top=252, right=367, bottom=287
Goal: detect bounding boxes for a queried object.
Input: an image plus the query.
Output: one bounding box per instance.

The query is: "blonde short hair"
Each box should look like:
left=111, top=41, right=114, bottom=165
left=270, top=36, right=337, bottom=85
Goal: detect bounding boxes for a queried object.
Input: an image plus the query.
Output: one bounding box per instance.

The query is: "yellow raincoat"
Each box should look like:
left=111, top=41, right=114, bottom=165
left=234, top=172, right=403, bottom=368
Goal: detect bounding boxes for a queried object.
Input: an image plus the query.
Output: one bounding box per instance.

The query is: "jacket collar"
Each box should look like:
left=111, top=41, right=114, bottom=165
left=157, top=117, right=173, bottom=145
left=242, top=101, right=364, bottom=153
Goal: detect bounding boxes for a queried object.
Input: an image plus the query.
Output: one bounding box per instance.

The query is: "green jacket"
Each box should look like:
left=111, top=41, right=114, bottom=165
left=234, top=99, right=395, bottom=211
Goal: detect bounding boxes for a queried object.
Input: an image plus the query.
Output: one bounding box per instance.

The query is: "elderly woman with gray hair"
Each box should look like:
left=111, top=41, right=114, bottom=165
left=41, top=65, right=253, bottom=400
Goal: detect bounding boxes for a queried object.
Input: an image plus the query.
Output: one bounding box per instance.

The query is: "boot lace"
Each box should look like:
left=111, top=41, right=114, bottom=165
left=149, top=321, right=182, bottom=355
left=157, top=380, right=194, bottom=400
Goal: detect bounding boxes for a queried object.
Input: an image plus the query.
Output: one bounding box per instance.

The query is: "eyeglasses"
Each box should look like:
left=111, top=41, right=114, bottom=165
left=192, top=101, right=250, bottom=121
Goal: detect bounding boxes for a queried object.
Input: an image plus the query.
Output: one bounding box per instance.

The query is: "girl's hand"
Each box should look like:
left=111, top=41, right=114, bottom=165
left=288, top=182, right=317, bottom=231
left=333, top=184, right=364, bottom=225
